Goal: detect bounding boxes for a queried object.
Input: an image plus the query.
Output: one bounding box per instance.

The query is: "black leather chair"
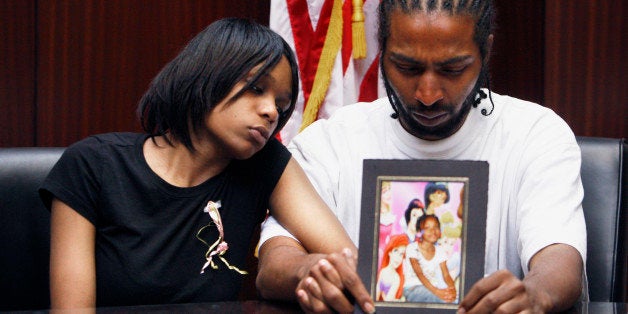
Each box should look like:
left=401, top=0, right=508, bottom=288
left=0, top=147, right=64, bottom=311
left=576, top=136, right=627, bottom=302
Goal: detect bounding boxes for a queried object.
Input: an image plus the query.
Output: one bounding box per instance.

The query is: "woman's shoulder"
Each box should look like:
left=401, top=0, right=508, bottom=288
left=67, top=132, right=142, bottom=148
left=232, top=137, right=291, bottom=182
left=58, top=132, right=146, bottom=170
left=66, top=132, right=144, bottom=154
left=248, top=137, right=290, bottom=164
left=74, top=132, right=144, bottom=146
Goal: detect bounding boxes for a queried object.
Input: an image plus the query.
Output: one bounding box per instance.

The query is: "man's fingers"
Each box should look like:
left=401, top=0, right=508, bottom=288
left=296, top=288, right=312, bottom=311
left=317, top=259, right=343, bottom=288
left=342, top=247, right=358, bottom=269
left=297, top=279, right=334, bottom=314
left=328, top=251, right=376, bottom=314
left=460, top=270, right=526, bottom=313
left=310, top=272, right=354, bottom=312
left=459, top=270, right=507, bottom=310
left=304, top=277, right=325, bottom=301
left=303, top=261, right=355, bottom=313
left=467, top=290, right=528, bottom=314
left=301, top=253, right=375, bottom=314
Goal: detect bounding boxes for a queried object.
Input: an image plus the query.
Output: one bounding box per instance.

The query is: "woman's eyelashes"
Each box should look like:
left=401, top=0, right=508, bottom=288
left=250, top=84, right=264, bottom=94
left=248, top=82, right=289, bottom=119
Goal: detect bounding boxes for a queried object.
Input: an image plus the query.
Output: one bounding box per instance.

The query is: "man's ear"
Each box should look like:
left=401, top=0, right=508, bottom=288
left=484, top=34, right=494, bottom=65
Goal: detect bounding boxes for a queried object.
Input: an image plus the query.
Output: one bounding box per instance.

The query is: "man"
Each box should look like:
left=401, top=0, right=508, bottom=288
left=256, top=1, right=586, bottom=313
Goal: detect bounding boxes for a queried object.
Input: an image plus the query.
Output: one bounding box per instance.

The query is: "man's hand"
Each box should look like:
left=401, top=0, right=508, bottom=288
left=295, top=248, right=375, bottom=314
left=457, top=269, right=547, bottom=313
left=257, top=237, right=375, bottom=314
left=458, top=244, right=583, bottom=313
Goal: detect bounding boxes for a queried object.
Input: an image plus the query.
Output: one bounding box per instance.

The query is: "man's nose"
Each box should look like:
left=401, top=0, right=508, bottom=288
left=414, top=73, right=444, bottom=106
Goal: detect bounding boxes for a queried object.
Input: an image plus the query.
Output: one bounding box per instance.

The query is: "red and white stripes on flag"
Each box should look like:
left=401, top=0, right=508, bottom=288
left=271, top=0, right=385, bottom=144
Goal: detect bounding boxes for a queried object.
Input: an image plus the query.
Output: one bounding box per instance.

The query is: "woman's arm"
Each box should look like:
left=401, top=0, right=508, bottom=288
left=268, top=157, right=355, bottom=255
left=258, top=158, right=374, bottom=313
left=256, top=234, right=372, bottom=313
left=50, top=198, right=96, bottom=309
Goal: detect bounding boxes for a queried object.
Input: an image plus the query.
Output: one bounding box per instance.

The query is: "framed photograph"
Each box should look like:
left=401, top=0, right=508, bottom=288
left=356, top=159, right=488, bottom=313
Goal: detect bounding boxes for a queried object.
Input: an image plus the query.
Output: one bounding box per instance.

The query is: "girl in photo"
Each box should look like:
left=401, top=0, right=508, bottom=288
left=403, top=215, right=457, bottom=303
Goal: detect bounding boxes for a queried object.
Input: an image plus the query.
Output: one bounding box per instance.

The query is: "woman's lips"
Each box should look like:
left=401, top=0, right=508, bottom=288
left=249, top=127, right=269, bottom=145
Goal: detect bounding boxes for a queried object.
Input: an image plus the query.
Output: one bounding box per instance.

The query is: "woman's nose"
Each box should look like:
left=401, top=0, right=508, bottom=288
left=259, top=96, right=279, bottom=122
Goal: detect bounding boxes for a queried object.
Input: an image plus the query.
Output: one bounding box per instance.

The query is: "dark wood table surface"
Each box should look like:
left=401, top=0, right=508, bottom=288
left=9, top=300, right=626, bottom=313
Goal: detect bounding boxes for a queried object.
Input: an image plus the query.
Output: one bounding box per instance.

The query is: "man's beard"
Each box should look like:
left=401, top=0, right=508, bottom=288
left=383, top=68, right=486, bottom=141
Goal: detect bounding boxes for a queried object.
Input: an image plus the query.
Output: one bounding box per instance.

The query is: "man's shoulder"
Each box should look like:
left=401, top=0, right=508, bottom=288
left=329, top=97, right=391, bottom=119
left=489, top=91, right=578, bottom=148
left=492, top=92, right=557, bottom=117
left=294, top=97, right=391, bottom=138
left=490, top=92, right=571, bottom=131
left=322, top=97, right=393, bottom=132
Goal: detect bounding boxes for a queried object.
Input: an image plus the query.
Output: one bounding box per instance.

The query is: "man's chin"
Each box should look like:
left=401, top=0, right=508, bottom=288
left=403, top=122, right=457, bottom=141
left=416, top=132, right=451, bottom=141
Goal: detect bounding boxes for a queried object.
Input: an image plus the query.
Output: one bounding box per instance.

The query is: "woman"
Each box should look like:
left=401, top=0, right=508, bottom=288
left=40, top=18, right=353, bottom=308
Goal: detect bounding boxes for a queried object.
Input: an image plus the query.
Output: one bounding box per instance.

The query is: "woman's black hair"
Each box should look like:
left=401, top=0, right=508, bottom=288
left=137, top=17, right=299, bottom=152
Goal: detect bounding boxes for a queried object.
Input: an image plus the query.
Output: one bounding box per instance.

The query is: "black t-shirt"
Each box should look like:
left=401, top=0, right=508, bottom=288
left=40, top=133, right=291, bottom=306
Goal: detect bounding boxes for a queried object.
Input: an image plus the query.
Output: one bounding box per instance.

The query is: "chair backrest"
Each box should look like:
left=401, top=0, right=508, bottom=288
left=576, top=136, right=627, bottom=302
left=0, top=147, right=64, bottom=311
left=0, top=145, right=265, bottom=308
left=1, top=138, right=625, bottom=307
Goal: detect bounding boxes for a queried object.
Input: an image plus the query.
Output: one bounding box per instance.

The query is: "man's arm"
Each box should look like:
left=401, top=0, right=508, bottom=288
left=256, top=236, right=324, bottom=301
left=458, top=243, right=583, bottom=313
left=257, top=236, right=375, bottom=314
left=524, top=243, right=583, bottom=311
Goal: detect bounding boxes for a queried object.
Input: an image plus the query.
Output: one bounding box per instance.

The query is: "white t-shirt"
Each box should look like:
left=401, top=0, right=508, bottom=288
left=261, top=90, right=587, bottom=281
left=404, top=242, right=449, bottom=289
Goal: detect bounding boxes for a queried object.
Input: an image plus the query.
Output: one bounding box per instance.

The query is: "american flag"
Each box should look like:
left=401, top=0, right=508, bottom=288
left=270, top=0, right=385, bottom=144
